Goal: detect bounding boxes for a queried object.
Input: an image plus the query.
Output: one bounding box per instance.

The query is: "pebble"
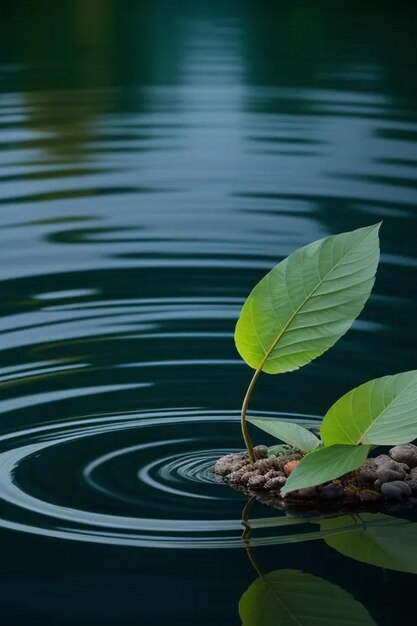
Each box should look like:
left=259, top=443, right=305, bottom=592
left=253, top=445, right=268, bottom=459
left=227, top=470, right=245, bottom=483
left=214, top=461, right=233, bottom=476
left=215, top=446, right=416, bottom=505
left=264, top=470, right=282, bottom=481
left=405, top=467, right=417, bottom=494
left=264, top=476, right=287, bottom=490
left=389, top=444, right=417, bottom=469
left=381, top=480, right=412, bottom=501
left=375, top=459, right=407, bottom=483
left=358, top=459, right=378, bottom=485
left=283, top=460, right=299, bottom=476
left=290, top=486, right=316, bottom=499
left=320, top=483, right=344, bottom=500
left=229, top=462, right=244, bottom=473
left=255, top=459, right=273, bottom=474
left=373, top=454, right=392, bottom=466
left=240, top=472, right=254, bottom=484
left=247, top=475, right=266, bottom=490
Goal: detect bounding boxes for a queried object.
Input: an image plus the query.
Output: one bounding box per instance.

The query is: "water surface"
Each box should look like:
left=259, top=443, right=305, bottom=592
left=0, top=1, right=416, bottom=624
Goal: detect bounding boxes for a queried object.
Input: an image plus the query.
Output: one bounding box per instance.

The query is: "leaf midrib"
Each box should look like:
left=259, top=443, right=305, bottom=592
left=257, top=228, right=375, bottom=370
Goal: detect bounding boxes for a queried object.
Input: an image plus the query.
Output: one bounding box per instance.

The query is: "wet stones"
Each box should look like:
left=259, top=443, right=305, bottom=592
left=389, top=444, right=417, bottom=469
left=214, top=444, right=417, bottom=507
left=381, top=481, right=412, bottom=501
left=375, top=459, right=406, bottom=484
left=253, top=445, right=268, bottom=459
left=214, top=452, right=247, bottom=476
left=357, top=459, right=378, bottom=484
left=265, top=475, right=287, bottom=490
left=288, top=486, right=316, bottom=500
left=213, top=448, right=299, bottom=493
left=320, top=483, right=344, bottom=500
left=405, top=467, right=417, bottom=494
left=247, top=474, right=267, bottom=490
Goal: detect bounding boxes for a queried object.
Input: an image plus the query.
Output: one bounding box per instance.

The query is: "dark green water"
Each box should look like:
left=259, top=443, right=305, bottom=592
left=0, top=1, right=417, bottom=624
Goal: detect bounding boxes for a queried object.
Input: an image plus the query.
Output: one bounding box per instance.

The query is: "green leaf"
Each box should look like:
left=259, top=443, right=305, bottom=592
left=247, top=417, right=321, bottom=452
left=281, top=444, right=371, bottom=495
left=239, top=569, right=376, bottom=626
left=235, top=224, right=380, bottom=374
left=321, top=370, right=417, bottom=446
left=321, top=514, right=417, bottom=574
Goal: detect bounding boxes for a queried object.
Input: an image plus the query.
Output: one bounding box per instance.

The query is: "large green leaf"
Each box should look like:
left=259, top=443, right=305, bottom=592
left=239, top=569, right=376, bottom=626
left=322, top=514, right=417, bottom=574
left=247, top=417, right=321, bottom=452
left=235, top=224, right=380, bottom=374
left=321, top=370, right=417, bottom=446
left=281, top=444, right=371, bottom=495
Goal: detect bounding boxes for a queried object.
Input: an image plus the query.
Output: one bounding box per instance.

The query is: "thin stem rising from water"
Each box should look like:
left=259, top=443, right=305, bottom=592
left=240, top=366, right=263, bottom=463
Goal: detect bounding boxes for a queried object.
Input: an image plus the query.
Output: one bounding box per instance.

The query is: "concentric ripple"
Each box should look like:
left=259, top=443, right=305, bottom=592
left=0, top=408, right=321, bottom=548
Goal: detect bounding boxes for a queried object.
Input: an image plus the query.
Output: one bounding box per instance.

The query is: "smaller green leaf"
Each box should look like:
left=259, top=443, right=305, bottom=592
left=281, top=444, right=371, bottom=495
left=321, top=370, right=417, bottom=446
left=247, top=417, right=321, bottom=452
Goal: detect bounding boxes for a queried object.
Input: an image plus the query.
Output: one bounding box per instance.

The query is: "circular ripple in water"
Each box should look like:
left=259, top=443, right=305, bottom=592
left=0, top=408, right=321, bottom=549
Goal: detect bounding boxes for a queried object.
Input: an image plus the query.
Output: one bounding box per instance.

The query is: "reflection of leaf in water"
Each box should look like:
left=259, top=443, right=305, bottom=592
left=239, top=569, right=375, bottom=626
left=321, top=513, right=417, bottom=574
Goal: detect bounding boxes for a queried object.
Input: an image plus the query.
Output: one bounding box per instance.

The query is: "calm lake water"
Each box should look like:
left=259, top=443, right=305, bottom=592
left=1, top=1, right=417, bottom=624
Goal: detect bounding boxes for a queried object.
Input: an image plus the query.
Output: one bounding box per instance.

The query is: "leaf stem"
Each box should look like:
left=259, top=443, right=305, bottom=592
left=241, top=366, right=264, bottom=463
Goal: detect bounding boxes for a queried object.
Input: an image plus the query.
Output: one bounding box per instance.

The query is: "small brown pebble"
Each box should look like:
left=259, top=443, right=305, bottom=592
left=283, top=460, right=299, bottom=476
left=248, top=475, right=266, bottom=490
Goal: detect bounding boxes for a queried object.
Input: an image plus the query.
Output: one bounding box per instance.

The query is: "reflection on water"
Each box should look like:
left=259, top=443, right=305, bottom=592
left=0, top=0, right=416, bottom=624
left=241, top=499, right=417, bottom=624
